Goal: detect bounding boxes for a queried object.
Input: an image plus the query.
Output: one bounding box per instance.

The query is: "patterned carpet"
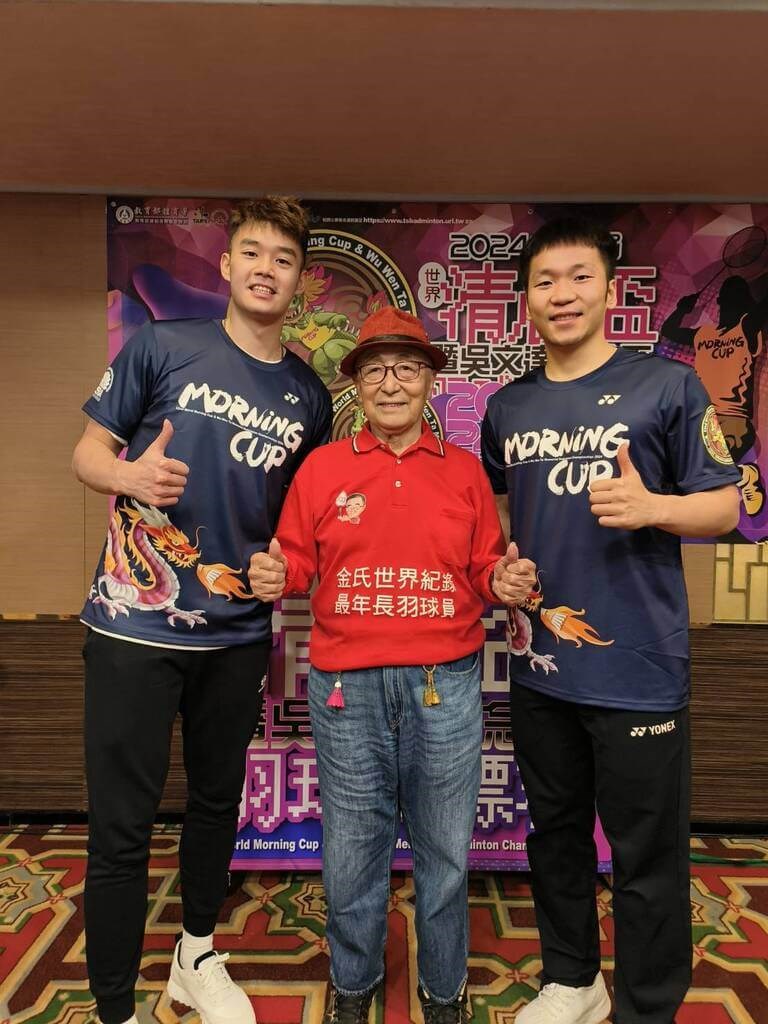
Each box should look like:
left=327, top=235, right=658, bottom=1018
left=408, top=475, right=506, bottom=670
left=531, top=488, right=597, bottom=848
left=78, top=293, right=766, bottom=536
left=1, top=827, right=766, bottom=1024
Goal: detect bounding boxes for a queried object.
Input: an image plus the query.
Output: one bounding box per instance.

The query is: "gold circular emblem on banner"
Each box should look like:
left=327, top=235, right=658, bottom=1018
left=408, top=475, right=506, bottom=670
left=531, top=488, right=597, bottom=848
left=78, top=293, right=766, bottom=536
left=701, top=405, right=734, bottom=465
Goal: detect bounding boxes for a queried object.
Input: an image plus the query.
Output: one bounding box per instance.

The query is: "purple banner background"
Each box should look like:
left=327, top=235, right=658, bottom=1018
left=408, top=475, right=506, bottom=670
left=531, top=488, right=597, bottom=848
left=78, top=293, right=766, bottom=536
left=107, top=199, right=768, bottom=870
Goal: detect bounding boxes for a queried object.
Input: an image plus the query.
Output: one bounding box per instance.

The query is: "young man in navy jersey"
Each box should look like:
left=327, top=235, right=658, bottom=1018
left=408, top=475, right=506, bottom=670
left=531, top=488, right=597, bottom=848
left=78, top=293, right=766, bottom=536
left=73, top=197, right=332, bottom=1024
left=481, top=218, right=740, bottom=1024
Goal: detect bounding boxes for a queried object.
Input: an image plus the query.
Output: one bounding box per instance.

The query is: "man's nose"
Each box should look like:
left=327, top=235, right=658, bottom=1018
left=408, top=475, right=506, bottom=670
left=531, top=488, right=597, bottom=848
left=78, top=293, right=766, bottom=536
left=380, top=373, right=402, bottom=393
left=551, top=279, right=576, bottom=303
left=253, top=256, right=274, bottom=276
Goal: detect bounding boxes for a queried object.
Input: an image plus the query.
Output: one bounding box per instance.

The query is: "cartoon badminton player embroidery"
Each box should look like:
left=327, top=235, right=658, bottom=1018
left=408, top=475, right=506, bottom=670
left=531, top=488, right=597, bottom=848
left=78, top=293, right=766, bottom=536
left=335, top=490, right=367, bottom=524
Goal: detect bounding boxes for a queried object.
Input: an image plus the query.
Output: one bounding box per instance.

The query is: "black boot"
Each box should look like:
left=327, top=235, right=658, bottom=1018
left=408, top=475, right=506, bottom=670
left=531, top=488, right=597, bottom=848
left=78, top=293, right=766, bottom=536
left=322, top=983, right=377, bottom=1024
left=418, top=983, right=471, bottom=1023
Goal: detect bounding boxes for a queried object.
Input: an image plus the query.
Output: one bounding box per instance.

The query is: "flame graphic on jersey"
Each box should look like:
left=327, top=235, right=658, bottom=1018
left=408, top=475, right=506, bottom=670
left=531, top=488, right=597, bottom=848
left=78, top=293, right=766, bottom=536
left=507, top=572, right=614, bottom=671
left=196, top=562, right=251, bottom=601
left=540, top=605, right=614, bottom=648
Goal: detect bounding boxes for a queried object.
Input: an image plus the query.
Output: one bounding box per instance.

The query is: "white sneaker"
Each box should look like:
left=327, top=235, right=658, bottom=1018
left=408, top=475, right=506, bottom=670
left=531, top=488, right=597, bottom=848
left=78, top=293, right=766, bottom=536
left=167, top=939, right=256, bottom=1024
left=516, top=973, right=611, bottom=1023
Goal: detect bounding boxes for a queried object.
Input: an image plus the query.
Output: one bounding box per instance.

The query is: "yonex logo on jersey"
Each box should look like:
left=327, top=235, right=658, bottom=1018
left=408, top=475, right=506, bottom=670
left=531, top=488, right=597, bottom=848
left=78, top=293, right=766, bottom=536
left=284, top=392, right=300, bottom=405
left=598, top=394, right=621, bottom=405
left=630, top=720, right=676, bottom=738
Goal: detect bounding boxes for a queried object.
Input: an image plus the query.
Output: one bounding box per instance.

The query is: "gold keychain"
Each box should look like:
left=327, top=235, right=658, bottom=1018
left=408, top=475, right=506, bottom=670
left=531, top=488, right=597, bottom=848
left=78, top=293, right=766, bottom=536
left=422, top=664, right=441, bottom=706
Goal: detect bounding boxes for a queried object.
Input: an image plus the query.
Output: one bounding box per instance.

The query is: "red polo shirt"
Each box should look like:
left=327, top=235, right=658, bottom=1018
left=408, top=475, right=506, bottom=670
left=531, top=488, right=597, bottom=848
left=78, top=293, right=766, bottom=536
left=276, top=424, right=506, bottom=670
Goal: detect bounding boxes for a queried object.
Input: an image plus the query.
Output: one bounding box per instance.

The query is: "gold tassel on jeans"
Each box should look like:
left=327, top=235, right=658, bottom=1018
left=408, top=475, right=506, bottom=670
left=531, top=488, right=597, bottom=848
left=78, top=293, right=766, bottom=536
left=422, top=665, right=441, bottom=706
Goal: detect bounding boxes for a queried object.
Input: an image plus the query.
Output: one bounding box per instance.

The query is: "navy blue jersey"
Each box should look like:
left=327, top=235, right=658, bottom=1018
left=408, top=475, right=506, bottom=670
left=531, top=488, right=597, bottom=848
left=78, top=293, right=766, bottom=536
left=481, top=348, right=740, bottom=711
left=81, top=318, right=332, bottom=648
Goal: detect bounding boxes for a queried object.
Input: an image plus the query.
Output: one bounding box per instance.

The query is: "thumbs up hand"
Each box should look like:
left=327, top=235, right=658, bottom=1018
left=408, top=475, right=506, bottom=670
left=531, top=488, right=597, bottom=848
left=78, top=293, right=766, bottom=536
left=492, top=541, right=537, bottom=606
left=248, top=537, right=288, bottom=602
left=589, top=441, right=660, bottom=529
left=117, top=418, right=190, bottom=506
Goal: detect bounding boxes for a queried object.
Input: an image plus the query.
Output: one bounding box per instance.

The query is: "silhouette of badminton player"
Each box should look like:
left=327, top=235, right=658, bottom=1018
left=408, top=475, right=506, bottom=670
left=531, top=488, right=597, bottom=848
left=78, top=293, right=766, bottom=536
left=662, top=232, right=768, bottom=517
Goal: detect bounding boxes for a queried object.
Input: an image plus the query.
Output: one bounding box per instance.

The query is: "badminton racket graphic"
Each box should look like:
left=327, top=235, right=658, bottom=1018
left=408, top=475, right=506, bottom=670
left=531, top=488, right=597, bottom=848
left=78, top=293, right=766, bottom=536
left=694, top=224, right=767, bottom=298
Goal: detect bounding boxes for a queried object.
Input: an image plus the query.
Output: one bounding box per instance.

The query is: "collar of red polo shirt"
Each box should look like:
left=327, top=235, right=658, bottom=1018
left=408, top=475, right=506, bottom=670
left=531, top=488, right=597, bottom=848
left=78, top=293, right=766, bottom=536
left=352, top=422, right=445, bottom=457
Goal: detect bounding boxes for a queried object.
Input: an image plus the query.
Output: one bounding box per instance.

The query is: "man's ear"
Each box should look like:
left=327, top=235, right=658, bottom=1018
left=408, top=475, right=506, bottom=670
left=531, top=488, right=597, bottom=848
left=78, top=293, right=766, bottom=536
left=606, top=277, right=618, bottom=310
left=220, top=249, right=231, bottom=283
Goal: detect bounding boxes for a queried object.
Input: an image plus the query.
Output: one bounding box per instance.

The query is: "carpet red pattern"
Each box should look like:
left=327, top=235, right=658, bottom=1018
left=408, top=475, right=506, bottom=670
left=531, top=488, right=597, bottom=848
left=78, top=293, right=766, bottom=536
left=1, top=828, right=766, bottom=1023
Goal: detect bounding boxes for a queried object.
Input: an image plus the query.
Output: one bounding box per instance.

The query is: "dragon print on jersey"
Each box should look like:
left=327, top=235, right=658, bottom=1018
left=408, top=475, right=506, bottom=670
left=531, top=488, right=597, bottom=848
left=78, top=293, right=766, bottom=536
left=90, top=498, right=250, bottom=629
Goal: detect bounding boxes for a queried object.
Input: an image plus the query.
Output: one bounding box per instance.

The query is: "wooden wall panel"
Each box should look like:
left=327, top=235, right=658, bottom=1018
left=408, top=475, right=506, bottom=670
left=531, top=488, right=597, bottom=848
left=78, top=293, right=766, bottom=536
left=0, top=621, right=187, bottom=813
left=1, top=621, right=765, bottom=824
left=0, top=5, right=767, bottom=199
left=689, top=626, right=768, bottom=823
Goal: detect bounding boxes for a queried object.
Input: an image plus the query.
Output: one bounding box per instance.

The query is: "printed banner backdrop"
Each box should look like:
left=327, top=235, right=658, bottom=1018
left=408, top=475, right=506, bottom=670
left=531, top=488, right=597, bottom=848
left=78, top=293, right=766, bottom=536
left=107, top=199, right=768, bottom=870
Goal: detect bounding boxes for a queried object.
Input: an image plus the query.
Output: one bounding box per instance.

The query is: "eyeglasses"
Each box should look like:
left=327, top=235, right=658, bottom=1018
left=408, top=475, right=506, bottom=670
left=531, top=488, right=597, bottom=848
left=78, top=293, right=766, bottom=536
left=357, top=360, right=431, bottom=385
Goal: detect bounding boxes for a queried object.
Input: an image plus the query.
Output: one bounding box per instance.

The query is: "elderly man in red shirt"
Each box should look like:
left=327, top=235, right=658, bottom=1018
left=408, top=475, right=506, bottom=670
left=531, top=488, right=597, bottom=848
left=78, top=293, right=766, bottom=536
left=249, top=306, right=534, bottom=1024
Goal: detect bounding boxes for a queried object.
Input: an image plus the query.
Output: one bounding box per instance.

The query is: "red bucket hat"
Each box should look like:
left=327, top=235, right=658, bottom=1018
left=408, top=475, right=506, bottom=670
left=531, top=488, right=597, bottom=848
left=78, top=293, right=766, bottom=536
left=339, top=306, right=448, bottom=377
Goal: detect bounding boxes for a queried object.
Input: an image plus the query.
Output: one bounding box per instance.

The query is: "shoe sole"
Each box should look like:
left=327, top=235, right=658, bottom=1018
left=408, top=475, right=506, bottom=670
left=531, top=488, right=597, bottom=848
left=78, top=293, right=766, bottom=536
left=516, top=990, right=611, bottom=1024
left=583, top=991, right=612, bottom=1024
left=167, top=976, right=196, bottom=1010
left=166, top=975, right=256, bottom=1024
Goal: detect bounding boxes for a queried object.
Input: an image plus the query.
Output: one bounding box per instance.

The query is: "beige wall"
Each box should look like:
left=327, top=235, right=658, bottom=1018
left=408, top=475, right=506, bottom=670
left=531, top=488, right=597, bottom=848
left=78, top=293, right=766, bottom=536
left=0, top=195, right=107, bottom=614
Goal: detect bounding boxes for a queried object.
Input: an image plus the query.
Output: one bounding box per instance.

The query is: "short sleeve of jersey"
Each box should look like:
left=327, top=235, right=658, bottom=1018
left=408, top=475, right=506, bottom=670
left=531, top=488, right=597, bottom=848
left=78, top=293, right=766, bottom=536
left=663, top=367, right=742, bottom=493
left=82, top=323, right=158, bottom=444
left=480, top=397, right=507, bottom=494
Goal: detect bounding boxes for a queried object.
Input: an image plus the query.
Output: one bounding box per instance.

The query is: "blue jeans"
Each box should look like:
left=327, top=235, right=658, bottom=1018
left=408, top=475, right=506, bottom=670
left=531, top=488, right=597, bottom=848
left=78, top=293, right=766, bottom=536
left=308, top=653, right=483, bottom=1003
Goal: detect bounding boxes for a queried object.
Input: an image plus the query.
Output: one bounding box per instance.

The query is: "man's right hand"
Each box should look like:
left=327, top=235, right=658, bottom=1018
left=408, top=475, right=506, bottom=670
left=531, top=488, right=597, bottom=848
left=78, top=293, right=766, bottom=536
left=116, top=418, right=189, bottom=506
left=248, top=538, right=288, bottom=602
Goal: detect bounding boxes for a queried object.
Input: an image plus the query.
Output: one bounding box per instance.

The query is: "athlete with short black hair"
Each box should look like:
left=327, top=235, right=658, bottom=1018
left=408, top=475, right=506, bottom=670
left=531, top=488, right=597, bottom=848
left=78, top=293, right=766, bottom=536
left=482, top=217, right=740, bottom=1024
